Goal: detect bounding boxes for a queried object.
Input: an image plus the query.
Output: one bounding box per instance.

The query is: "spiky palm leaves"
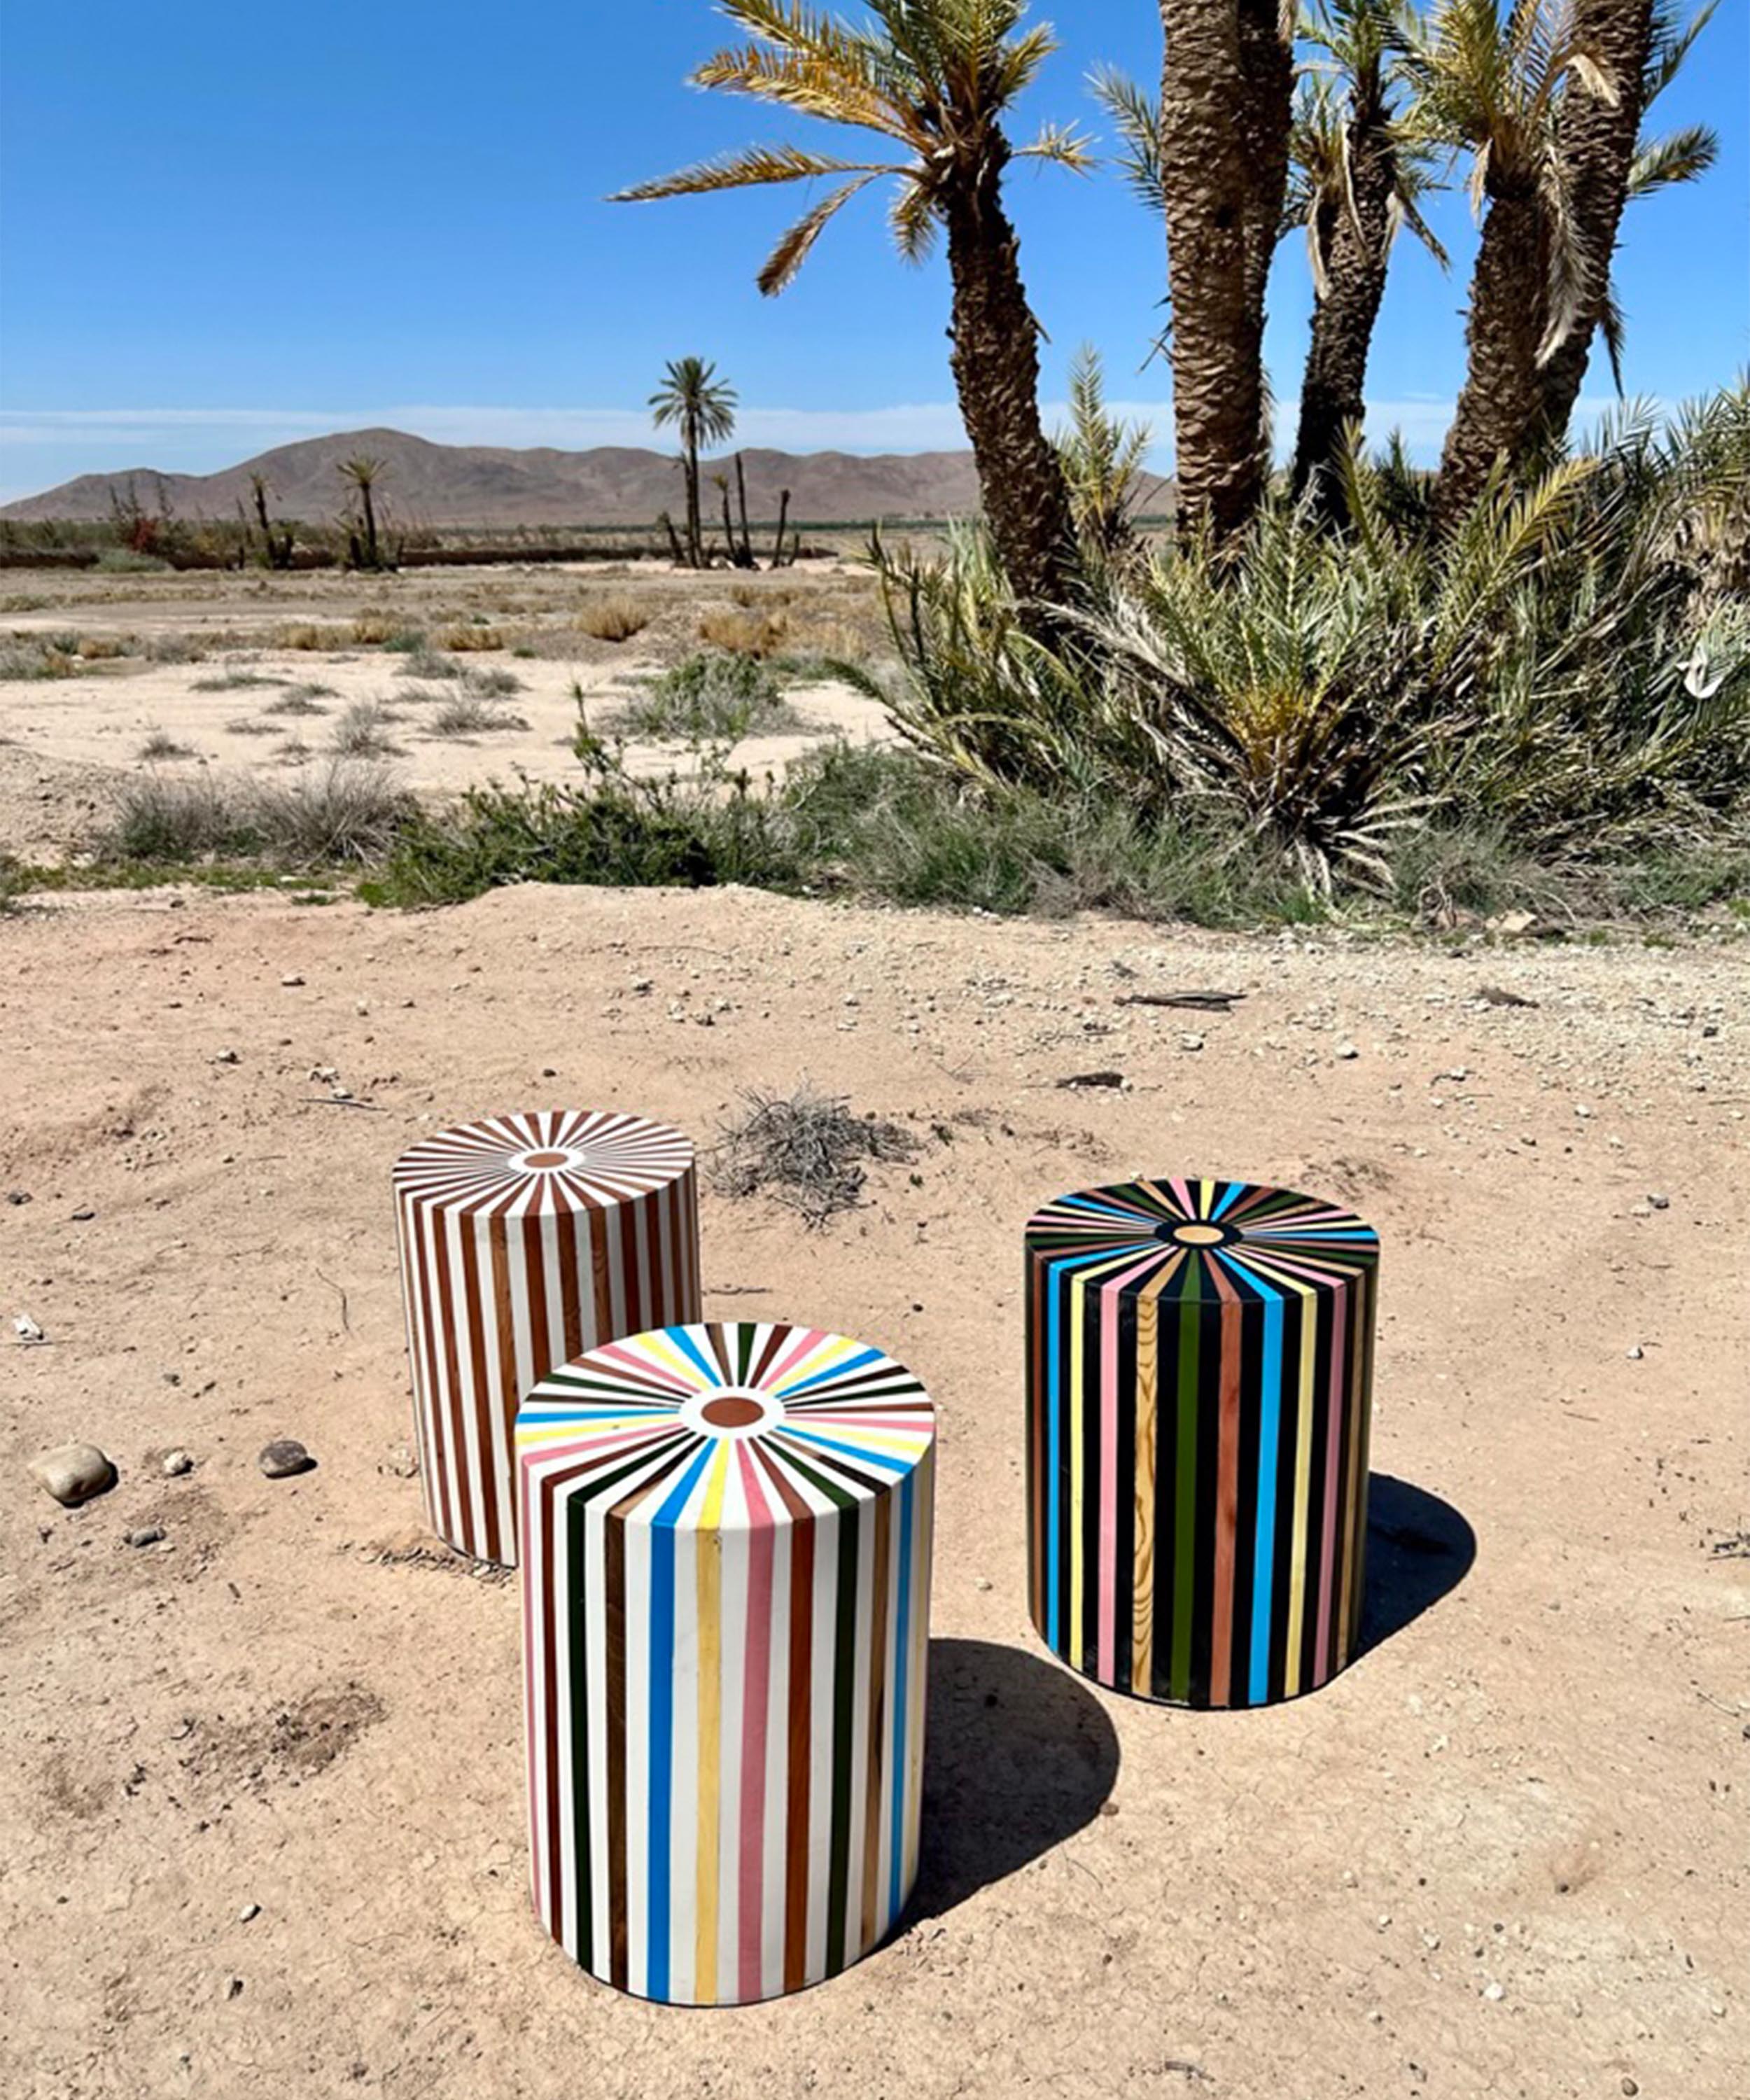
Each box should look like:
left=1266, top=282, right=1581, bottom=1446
left=877, top=386, right=1750, bottom=883
left=613, top=1, right=1086, bottom=614
left=650, top=356, right=738, bottom=568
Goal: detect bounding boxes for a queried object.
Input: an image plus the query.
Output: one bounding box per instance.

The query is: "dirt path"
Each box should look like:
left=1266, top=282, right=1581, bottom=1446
left=2, top=883, right=1744, bottom=2099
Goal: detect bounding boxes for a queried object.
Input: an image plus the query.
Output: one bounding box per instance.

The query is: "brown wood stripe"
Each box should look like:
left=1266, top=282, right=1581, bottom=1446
left=860, top=1488, right=892, bottom=1951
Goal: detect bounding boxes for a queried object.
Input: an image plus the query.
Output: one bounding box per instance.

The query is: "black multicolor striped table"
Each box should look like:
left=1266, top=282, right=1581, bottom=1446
left=392, top=1110, right=701, bottom=1566
left=517, top=1321, right=936, bottom=2005
left=1025, top=1177, right=1380, bottom=1709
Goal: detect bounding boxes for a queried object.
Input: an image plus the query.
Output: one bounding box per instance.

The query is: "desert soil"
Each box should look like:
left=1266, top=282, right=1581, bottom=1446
left=0, top=563, right=890, bottom=864
left=2, top=871, right=1746, bottom=2100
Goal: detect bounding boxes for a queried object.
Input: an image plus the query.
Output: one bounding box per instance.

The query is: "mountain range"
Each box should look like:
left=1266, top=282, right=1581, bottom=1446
left=0, top=427, right=984, bottom=527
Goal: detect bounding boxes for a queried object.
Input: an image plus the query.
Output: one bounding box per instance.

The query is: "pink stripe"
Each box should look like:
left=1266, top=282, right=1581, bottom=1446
left=1167, top=1176, right=1199, bottom=1217
left=584, top=1341, right=696, bottom=1392
left=1315, top=1289, right=1348, bottom=1684
left=765, top=1325, right=829, bottom=1387
left=1097, top=1280, right=1121, bottom=1681
left=736, top=1445, right=776, bottom=2003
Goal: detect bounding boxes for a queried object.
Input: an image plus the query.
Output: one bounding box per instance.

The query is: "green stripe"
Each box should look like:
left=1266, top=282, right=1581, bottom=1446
left=1170, top=1294, right=1200, bottom=1702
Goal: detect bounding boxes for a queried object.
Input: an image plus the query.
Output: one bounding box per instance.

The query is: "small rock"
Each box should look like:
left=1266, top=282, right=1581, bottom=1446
left=1621, top=2079, right=1639, bottom=2096
left=379, top=1445, right=419, bottom=1480
left=974, top=1577, right=993, bottom=1592
left=1574, top=1103, right=1592, bottom=1119
left=540, top=1066, right=556, bottom=1079
left=127, top=1525, right=166, bottom=1548
left=238, top=1903, right=260, bottom=1924
left=212, top=1048, right=240, bottom=1065
left=13, top=1312, right=46, bottom=1344
left=70, top=1208, right=96, bottom=1222
left=1179, top=1033, right=1205, bottom=1053
left=162, top=1449, right=194, bottom=1478
left=258, top=1438, right=314, bottom=1480
left=280, top=973, right=304, bottom=988
left=6, top=1189, right=31, bottom=1205
left=1335, top=1042, right=1359, bottom=1060
left=1647, top=1193, right=1670, bottom=1210
left=1487, top=909, right=1538, bottom=937
left=1482, top=1982, right=1505, bottom=2002
left=29, top=1443, right=116, bottom=1506
left=1057, top=1070, right=1125, bottom=1090
left=1626, top=1345, right=1644, bottom=1361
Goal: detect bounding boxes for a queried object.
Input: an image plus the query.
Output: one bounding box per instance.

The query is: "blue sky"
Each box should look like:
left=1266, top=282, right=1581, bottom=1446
left=1, top=0, right=1745, bottom=501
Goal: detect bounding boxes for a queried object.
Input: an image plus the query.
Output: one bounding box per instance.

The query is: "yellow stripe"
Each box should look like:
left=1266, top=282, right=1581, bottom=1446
left=1197, top=1176, right=1217, bottom=1219
left=516, top=1412, right=671, bottom=1446
left=693, top=1439, right=732, bottom=2003
left=1131, top=1294, right=1158, bottom=1695
left=774, top=1332, right=863, bottom=1394
left=641, top=1331, right=705, bottom=1382
left=1283, top=1286, right=1318, bottom=1696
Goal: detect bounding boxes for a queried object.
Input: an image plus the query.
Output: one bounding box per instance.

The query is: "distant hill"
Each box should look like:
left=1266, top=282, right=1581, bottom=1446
left=0, top=427, right=984, bottom=527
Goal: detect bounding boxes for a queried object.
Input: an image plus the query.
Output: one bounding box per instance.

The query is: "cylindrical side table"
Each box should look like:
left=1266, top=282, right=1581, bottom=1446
left=1026, top=1177, right=1378, bottom=1709
left=393, top=1110, right=700, bottom=1566
left=517, top=1321, right=936, bottom=2005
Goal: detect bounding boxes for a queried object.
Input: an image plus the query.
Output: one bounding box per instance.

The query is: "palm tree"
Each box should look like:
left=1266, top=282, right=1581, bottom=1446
left=1151, top=0, right=1295, bottom=543
left=611, top=0, right=1088, bottom=617
left=650, top=356, right=738, bottom=568
left=1288, top=1, right=1448, bottom=519
left=1406, top=0, right=1618, bottom=530
left=1533, top=0, right=1718, bottom=442
left=337, top=454, right=386, bottom=570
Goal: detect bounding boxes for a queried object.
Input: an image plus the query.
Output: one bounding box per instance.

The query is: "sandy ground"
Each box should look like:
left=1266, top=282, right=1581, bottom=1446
left=2, top=877, right=1746, bottom=2099
left=0, top=564, right=892, bottom=860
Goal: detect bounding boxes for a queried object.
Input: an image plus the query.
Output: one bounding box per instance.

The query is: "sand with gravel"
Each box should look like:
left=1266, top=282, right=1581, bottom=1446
left=2, top=870, right=1746, bottom=2100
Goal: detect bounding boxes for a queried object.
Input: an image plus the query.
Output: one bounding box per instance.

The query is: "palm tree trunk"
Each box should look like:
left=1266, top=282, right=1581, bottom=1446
left=1534, top=0, right=1654, bottom=444
left=1292, top=124, right=1395, bottom=521
left=1158, top=0, right=1294, bottom=543
left=940, top=142, right=1074, bottom=618
left=1434, top=183, right=1549, bottom=530
left=360, top=482, right=379, bottom=569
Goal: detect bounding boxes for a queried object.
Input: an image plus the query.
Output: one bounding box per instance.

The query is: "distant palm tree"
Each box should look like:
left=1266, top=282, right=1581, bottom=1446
left=1288, top=0, right=1448, bottom=519
left=1405, top=0, right=1619, bottom=528
left=650, top=357, right=738, bottom=568
left=1533, top=0, right=1718, bottom=441
left=337, top=454, right=386, bottom=569
left=612, top=0, right=1088, bottom=617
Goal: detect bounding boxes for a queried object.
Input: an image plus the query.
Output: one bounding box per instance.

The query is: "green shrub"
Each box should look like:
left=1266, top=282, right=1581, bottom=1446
left=99, top=762, right=411, bottom=866
left=611, top=650, right=802, bottom=742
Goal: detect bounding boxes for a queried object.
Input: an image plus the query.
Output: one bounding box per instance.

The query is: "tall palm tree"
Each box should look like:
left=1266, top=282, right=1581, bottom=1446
left=1288, top=0, right=1448, bottom=519
left=337, top=454, right=386, bottom=570
left=611, top=0, right=1088, bottom=617
left=1406, top=0, right=1618, bottom=530
left=1152, top=0, right=1295, bottom=544
left=650, top=356, right=738, bottom=568
left=1533, top=0, right=1718, bottom=441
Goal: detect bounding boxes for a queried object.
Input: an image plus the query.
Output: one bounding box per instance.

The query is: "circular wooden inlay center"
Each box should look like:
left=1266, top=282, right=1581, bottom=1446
left=701, top=1396, right=766, bottom=1429
left=524, top=1151, right=570, bottom=1168
left=1172, top=1222, right=1226, bottom=1246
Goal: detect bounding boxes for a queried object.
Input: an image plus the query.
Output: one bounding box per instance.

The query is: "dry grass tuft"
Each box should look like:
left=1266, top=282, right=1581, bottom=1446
left=698, top=606, right=790, bottom=658
left=425, top=694, right=531, bottom=738
left=276, top=622, right=350, bottom=652
left=710, top=1082, right=917, bottom=1226
left=577, top=594, right=651, bottom=643
left=331, top=701, right=403, bottom=757
left=138, top=730, right=196, bottom=760
left=438, top=624, right=505, bottom=652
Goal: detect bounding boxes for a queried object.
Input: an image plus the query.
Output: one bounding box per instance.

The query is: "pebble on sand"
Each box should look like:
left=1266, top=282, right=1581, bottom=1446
left=127, top=1525, right=166, bottom=1548
left=162, top=1449, right=195, bottom=1477
left=258, top=1438, right=314, bottom=1479
left=29, top=1442, right=117, bottom=1506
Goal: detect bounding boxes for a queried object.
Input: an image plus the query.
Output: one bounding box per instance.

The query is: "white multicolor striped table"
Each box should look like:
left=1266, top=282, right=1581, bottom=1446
left=517, top=1321, right=937, bottom=2005
left=393, top=1110, right=700, bottom=1566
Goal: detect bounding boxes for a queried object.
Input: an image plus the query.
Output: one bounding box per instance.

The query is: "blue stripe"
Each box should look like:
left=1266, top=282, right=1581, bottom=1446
left=888, top=1469, right=913, bottom=1926
left=776, top=1345, right=883, bottom=1398
left=1212, top=1182, right=1244, bottom=1220
left=644, top=1438, right=715, bottom=2001
left=776, top=1426, right=912, bottom=1471
left=1250, top=1290, right=1285, bottom=1705
left=666, top=1326, right=723, bottom=1385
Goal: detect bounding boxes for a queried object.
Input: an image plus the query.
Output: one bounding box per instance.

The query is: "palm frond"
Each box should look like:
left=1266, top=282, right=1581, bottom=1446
left=1088, top=66, right=1166, bottom=217
left=1015, top=120, right=1096, bottom=173
left=757, top=174, right=883, bottom=294
left=1629, top=123, right=1718, bottom=197
left=610, top=142, right=902, bottom=204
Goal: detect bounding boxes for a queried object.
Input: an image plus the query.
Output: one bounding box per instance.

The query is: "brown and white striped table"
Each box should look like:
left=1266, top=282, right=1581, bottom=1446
left=393, top=1109, right=700, bottom=1565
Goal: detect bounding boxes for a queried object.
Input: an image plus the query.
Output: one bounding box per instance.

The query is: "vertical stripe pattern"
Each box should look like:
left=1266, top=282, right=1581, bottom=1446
left=393, top=1109, right=701, bottom=1567
left=517, top=1321, right=936, bottom=2005
left=1025, top=1178, right=1378, bottom=1709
